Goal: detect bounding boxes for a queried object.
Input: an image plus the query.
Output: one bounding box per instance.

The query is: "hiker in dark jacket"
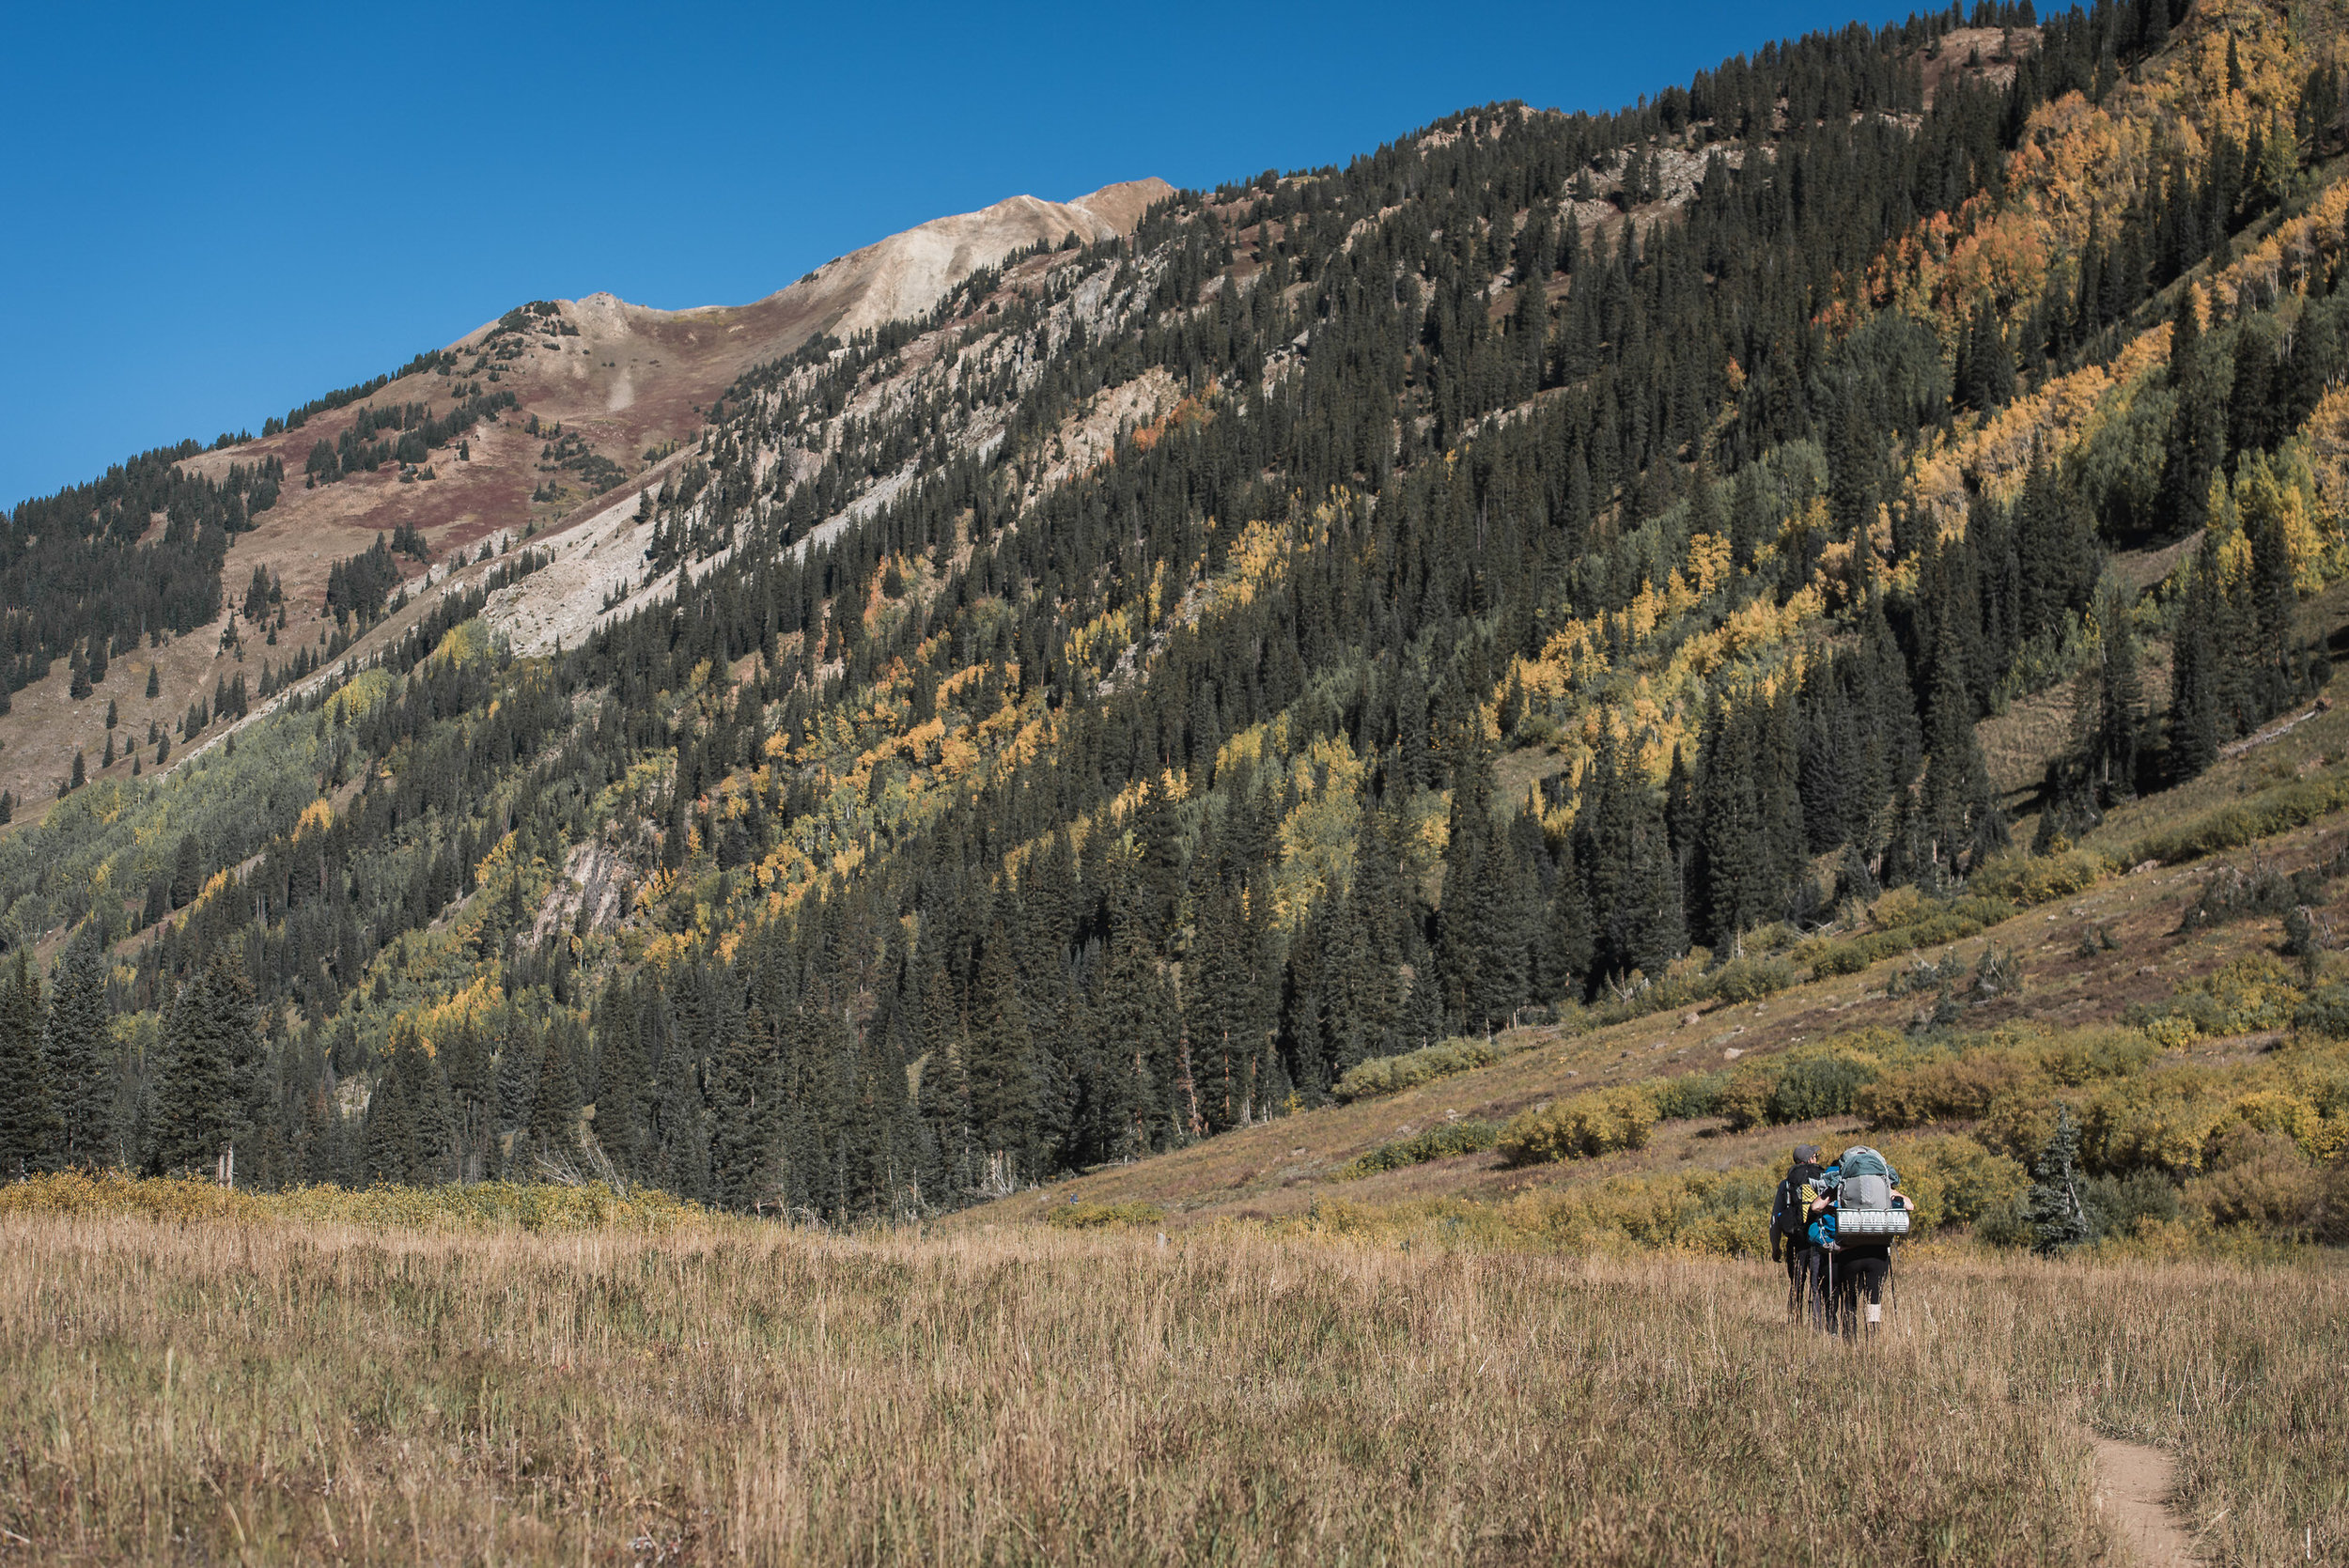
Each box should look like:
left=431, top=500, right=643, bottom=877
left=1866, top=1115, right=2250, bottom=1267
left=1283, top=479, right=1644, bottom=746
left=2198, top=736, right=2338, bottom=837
left=1770, top=1143, right=1826, bottom=1326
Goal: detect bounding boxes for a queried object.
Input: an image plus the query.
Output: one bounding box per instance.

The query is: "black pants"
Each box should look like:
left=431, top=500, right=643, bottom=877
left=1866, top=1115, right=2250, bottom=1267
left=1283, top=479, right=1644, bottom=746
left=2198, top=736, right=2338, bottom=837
left=1828, top=1246, right=1891, bottom=1336
left=1783, top=1243, right=1825, bottom=1326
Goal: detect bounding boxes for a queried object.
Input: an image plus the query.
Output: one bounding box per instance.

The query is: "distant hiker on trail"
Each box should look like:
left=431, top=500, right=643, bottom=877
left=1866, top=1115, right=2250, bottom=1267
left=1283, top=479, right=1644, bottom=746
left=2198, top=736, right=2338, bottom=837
left=1807, top=1146, right=1913, bottom=1338
left=1770, top=1143, right=1827, bottom=1326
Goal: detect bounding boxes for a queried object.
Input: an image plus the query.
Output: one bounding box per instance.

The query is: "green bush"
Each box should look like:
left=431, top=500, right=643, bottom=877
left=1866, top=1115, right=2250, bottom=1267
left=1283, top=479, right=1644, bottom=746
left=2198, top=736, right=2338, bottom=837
left=1879, top=1133, right=2029, bottom=1232
left=1707, top=955, right=1798, bottom=1004
left=1498, top=1086, right=1657, bottom=1166
left=2128, top=956, right=2306, bottom=1046
left=1652, top=1071, right=1729, bottom=1120
left=2082, top=1169, right=2183, bottom=1239
left=1810, top=942, right=1873, bottom=977
left=1797, top=897, right=2016, bottom=981
left=2183, top=1127, right=2340, bottom=1237
left=1971, top=847, right=2106, bottom=905
left=1339, top=1120, right=1499, bottom=1178
left=2123, top=772, right=2349, bottom=868
left=1766, top=1054, right=1879, bottom=1122
left=2177, top=858, right=2326, bottom=933
left=2034, top=1030, right=2156, bottom=1085
left=1716, top=1071, right=1774, bottom=1131
left=1859, top=1049, right=2044, bottom=1128
left=1332, top=1036, right=1510, bottom=1102
left=1045, top=1200, right=1167, bottom=1230
left=2295, top=984, right=2349, bottom=1040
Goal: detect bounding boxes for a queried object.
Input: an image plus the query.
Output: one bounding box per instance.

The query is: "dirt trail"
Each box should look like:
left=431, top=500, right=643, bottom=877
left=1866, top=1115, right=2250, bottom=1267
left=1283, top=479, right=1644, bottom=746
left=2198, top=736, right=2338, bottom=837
left=2089, top=1432, right=2199, bottom=1566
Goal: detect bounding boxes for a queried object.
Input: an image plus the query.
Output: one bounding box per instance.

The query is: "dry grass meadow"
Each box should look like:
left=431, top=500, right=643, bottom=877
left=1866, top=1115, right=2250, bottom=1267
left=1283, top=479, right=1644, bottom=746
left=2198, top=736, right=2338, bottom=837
left=0, top=1199, right=2341, bottom=1566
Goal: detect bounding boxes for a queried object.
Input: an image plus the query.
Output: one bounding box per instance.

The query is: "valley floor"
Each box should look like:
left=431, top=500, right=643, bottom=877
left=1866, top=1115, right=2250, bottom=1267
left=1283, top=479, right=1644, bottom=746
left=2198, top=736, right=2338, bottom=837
left=0, top=1207, right=2339, bottom=1564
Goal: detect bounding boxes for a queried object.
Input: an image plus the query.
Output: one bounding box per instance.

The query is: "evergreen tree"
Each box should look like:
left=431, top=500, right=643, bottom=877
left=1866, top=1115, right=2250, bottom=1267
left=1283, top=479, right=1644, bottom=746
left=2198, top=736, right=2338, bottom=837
left=169, top=834, right=203, bottom=909
left=0, top=952, right=59, bottom=1176
left=911, top=945, right=973, bottom=1202
left=2013, top=453, right=2098, bottom=647
left=152, top=952, right=246, bottom=1176
left=708, top=1011, right=780, bottom=1210
left=1543, top=847, right=1595, bottom=1001
left=648, top=1035, right=711, bottom=1202
left=1957, top=298, right=2015, bottom=411
left=525, top=1020, right=583, bottom=1163
left=1189, top=881, right=1277, bottom=1130
left=2093, top=582, right=2144, bottom=801
left=1577, top=724, right=1687, bottom=988
left=2024, top=1103, right=2091, bottom=1254
left=1328, top=808, right=1408, bottom=1062
left=1920, top=623, right=2007, bottom=877
left=42, top=933, right=114, bottom=1169
left=2156, top=288, right=2223, bottom=538
left=2167, top=534, right=2228, bottom=781
left=2237, top=453, right=2301, bottom=716
left=589, top=995, right=651, bottom=1172
left=1693, top=694, right=1766, bottom=951
left=965, top=921, right=1040, bottom=1182
left=395, top=1022, right=455, bottom=1185
left=1729, top=463, right=1773, bottom=570
left=1436, top=759, right=1497, bottom=1026
left=361, top=1058, right=414, bottom=1185
left=441, top=1019, right=495, bottom=1181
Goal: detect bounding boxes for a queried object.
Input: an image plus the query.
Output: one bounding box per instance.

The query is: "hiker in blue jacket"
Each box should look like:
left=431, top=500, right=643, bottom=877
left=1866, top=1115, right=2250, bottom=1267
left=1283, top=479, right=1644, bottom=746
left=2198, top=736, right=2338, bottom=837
left=1806, top=1147, right=1913, bottom=1337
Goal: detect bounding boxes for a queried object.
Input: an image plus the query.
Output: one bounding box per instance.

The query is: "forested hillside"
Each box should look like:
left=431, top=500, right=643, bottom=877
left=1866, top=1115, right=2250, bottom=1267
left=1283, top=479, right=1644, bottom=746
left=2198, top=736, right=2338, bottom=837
left=3, top=0, right=2347, bottom=1222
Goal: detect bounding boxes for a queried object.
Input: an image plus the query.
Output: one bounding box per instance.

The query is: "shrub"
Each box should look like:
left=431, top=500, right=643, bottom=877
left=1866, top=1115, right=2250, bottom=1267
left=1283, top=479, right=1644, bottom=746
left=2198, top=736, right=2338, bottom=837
left=1886, top=949, right=1968, bottom=998
left=1499, top=1165, right=1781, bottom=1256
left=1706, top=955, right=1797, bottom=1004
left=1339, top=1120, right=1499, bottom=1178
left=1333, top=1036, right=1508, bottom=1102
left=1498, top=1087, right=1657, bottom=1166
left=2128, top=956, right=2306, bottom=1046
left=0, top=1171, right=702, bottom=1232
left=1859, top=1050, right=2046, bottom=1129
left=2294, top=983, right=2349, bottom=1040
left=1045, top=1200, right=1167, bottom=1230
left=1651, top=1071, right=1729, bottom=1120
left=1766, top=1054, right=1879, bottom=1122
left=2071, top=1068, right=2316, bottom=1175
left=2035, top=1030, right=2157, bottom=1085
left=1971, top=847, right=2106, bottom=906
left=2082, top=1170, right=2183, bottom=1239
left=2176, top=857, right=2323, bottom=933
left=1796, top=896, right=2016, bottom=981
left=1975, top=1092, right=2063, bottom=1166
left=1715, top=1071, right=1773, bottom=1131
left=1880, top=1133, right=2029, bottom=1232
left=2182, top=1127, right=2336, bottom=1237
left=1810, top=942, right=1873, bottom=977
left=2126, top=772, right=2349, bottom=867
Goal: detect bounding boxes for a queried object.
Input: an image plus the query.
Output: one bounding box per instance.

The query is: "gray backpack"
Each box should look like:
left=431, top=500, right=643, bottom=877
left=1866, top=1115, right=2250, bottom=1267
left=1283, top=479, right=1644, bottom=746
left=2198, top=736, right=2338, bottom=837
left=1834, top=1146, right=1909, bottom=1237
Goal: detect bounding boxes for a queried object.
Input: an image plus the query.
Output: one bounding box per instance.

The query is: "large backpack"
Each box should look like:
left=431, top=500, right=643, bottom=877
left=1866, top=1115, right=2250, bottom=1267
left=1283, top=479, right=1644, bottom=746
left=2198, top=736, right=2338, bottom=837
left=1773, top=1165, right=1819, bottom=1239
left=1833, top=1146, right=1908, bottom=1238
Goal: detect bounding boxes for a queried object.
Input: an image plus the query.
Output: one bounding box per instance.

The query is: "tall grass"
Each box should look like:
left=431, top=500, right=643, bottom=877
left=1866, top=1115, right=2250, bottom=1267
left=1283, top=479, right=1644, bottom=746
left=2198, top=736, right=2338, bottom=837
left=0, top=1205, right=2338, bottom=1563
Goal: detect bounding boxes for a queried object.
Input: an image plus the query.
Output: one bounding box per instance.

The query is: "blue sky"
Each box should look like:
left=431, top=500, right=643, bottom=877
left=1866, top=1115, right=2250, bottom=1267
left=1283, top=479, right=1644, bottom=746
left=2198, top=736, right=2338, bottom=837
left=2, top=0, right=1935, bottom=508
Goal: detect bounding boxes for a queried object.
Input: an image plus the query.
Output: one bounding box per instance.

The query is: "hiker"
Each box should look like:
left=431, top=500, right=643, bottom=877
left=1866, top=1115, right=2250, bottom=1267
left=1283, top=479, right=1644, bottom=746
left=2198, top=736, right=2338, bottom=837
left=1770, top=1143, right=1827, bottom=1325
left=1808, top=1145, right=1913, bottom=1337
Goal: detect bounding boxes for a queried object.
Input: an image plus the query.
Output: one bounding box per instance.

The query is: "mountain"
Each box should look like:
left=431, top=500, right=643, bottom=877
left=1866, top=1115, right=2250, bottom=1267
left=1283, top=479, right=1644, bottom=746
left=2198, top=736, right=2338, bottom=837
left=0, top=179, right=1171, bottom=814
left=0, top=0, right=2346, bottom=1224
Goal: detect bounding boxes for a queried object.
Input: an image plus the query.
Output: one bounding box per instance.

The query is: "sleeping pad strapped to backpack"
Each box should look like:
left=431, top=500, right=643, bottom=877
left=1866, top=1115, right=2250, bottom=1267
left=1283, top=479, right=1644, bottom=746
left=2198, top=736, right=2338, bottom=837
left=1833, top=1146, right=1909, bottom=1238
